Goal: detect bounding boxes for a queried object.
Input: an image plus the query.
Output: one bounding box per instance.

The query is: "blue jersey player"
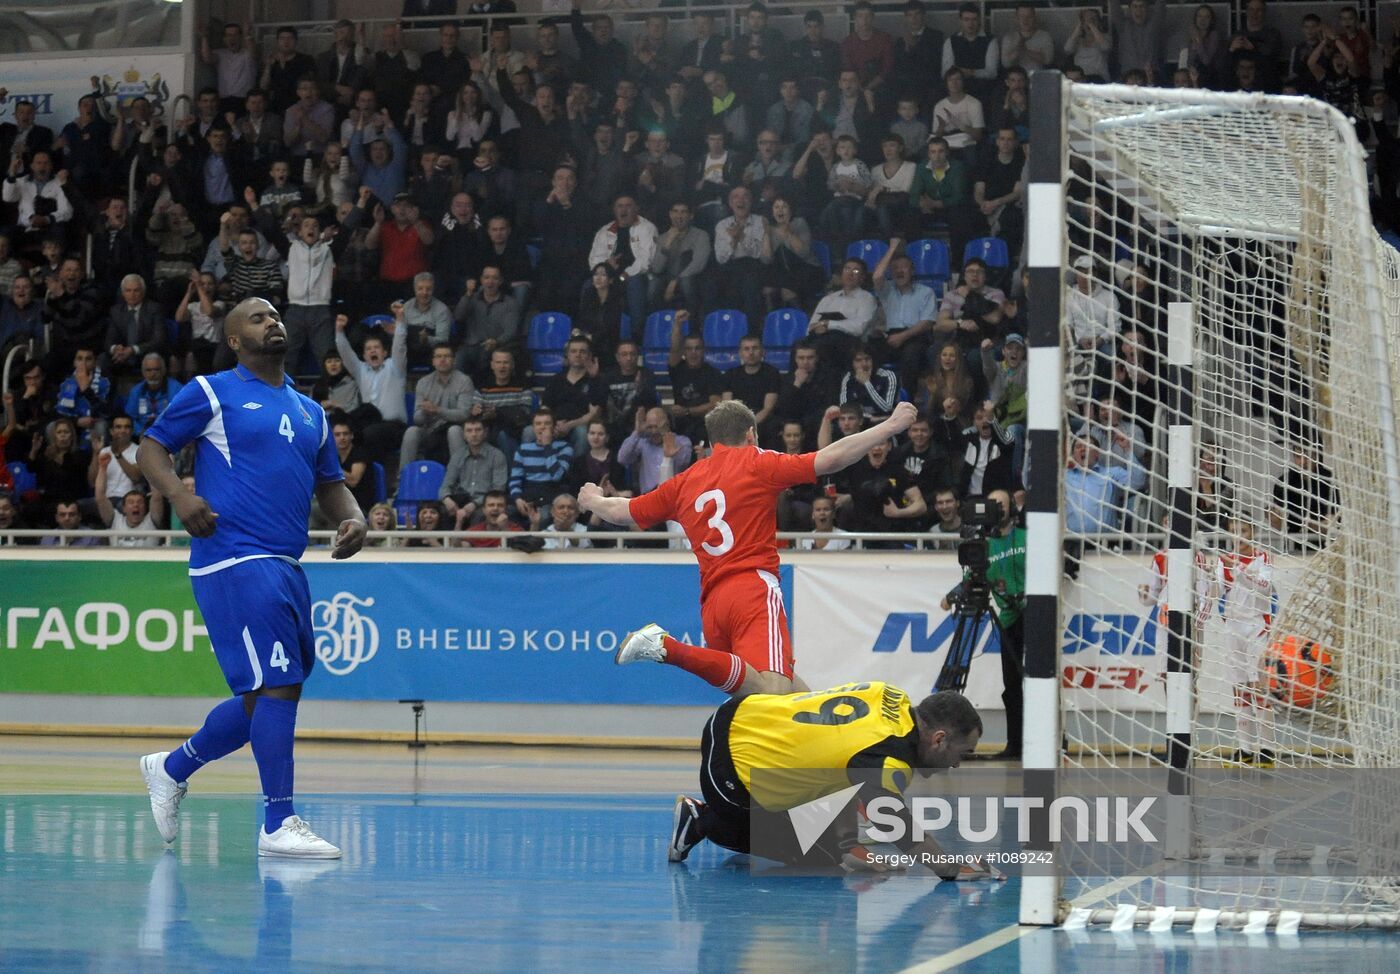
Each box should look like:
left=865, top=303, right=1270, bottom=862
left=136, top=297, right=367, bottom=859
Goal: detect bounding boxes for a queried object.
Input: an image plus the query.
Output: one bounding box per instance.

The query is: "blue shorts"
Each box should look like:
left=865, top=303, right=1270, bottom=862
left=191, top=557, right=316, bottom=695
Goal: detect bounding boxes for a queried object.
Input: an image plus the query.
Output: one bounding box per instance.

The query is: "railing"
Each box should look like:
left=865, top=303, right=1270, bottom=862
left=4, top=526, right=1332, bottom=553
left=2, top=527, right=957, bottom=550
left=1, top=343, right=31, bottom=403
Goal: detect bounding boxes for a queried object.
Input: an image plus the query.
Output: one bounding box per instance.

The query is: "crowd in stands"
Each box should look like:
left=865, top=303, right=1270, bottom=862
left=0, top=0, right=1364, bottom=546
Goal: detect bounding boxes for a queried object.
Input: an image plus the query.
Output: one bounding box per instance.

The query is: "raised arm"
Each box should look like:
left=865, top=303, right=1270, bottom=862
left=667, top=308, right=691, bottom=368
left=577, top=482, right=637, bottom=526
left=814, top=402, right=917, bottom=476
left=94, top=453, right=115, bottom=525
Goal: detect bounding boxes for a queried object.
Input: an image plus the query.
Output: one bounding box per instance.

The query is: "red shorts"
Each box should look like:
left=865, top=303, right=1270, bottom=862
left=701, top=569, right=794, bottom=678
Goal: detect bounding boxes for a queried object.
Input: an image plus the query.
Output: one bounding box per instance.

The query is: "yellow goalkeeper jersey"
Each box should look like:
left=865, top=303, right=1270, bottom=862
left=727, top=682, right=920, bottom=812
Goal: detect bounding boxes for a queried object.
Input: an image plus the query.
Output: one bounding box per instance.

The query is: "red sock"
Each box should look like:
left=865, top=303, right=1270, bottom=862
left=662, top=636, right=745, bottom=693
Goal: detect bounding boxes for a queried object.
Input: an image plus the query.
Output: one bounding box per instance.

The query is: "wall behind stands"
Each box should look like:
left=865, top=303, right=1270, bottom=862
left=0, top=548, right=1315, bottom=741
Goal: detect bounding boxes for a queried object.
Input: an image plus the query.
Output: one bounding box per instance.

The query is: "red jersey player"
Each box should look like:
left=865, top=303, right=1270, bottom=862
left=578, top=397, right=918, bottom=697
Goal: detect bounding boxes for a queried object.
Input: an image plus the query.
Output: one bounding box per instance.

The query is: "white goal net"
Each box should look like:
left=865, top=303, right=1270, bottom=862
left=1030, top=79, right=1400, bottom=930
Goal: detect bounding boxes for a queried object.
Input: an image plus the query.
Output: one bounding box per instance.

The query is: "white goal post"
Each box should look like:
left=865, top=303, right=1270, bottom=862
left=1020, top=72, right=1400, bottom=931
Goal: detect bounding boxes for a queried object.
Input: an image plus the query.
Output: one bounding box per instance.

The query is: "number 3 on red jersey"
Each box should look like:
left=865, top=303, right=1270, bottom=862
left=694, top=489, right=735, bottom=556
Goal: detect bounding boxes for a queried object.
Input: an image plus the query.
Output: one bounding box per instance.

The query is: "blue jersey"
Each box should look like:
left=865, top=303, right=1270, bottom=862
left=146, top=365, right=343, bottom=572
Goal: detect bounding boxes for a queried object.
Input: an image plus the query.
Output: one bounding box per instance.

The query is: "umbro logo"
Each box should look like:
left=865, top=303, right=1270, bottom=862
left=242, top=402, right=262, bottom=410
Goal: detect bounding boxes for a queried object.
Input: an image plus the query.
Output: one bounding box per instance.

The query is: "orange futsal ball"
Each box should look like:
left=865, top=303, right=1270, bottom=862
left=1269, top=635, right=1334, bottom=708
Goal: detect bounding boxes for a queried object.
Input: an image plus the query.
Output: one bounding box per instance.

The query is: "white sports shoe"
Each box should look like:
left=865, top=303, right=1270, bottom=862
left=668, top=794, right=705, bottom=863
left=258, top=815, right=342, bottom=859
left=139, top=752, right=188, bottom=844
left=617, top=623, right=669, bottom=666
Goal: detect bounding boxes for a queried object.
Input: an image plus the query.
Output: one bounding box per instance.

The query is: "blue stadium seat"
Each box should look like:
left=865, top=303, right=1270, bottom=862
left=620, top=313, right=632, bottom=341
left=810, top=240, right=833, bottom=279
left=845, top=239, right=889, bottom=270
left=907, top=238, right=951, bottom=291
left=642, top=310, right=681, bottom=373
left=963, top=236, right=1010, bottom=269
left=404, top=392, right=415, bottom=421
left=526, top=243, right=541, bottom=270
left=395, top=460, right=446, bottom=527
left=702, top=310, right=748, bottom=370
left=527, top=312, right=573, bottom=375
left=762, top=309, right=809, bottom=371
left=360, top=314, right=395, bottom=330
left=7, top=461, right=36, bottom=496
left=370, top=462, right=387, bottom=504
left=165, top=317, right=180, bottom=350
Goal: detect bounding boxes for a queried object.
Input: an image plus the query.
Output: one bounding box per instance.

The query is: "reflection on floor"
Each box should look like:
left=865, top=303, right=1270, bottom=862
left=2, top=737, right=1397, bottom=973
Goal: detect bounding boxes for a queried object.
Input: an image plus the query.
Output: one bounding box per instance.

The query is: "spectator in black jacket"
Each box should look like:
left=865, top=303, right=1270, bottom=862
left=190, top=129, right=251, bottom=237
left=44, top=258, right=104, bottom=376
left=85, top=198, right=147, bottom=306
left=958, top=404, right=1015, bottom=497
left=434, top=192, right=485, bottom=304
left=532, top=166, right=593, bottom=316
left=570, top=1, right=629, bottom=100
left=775, top=340, right=839, bottom=447
left=497, top=75, right=574, bottom=188
left=102, top=275, right=167, bottom=382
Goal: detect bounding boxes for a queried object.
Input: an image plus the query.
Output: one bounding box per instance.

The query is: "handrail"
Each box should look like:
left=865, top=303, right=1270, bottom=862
left=1, top=343, right=30, bottom=404
left=3, top=526, right=1332, bottom=552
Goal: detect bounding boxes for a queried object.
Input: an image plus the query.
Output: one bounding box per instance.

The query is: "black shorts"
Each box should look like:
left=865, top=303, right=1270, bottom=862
left=697, top=698, right=752, bottom=853
left=697, top=698, right=855, bottom=866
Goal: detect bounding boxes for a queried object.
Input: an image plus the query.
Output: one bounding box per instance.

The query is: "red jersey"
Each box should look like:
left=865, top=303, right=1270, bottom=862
left=378, top=220, right=429, bottom=283
left=628, top=445, right=817, bottom=599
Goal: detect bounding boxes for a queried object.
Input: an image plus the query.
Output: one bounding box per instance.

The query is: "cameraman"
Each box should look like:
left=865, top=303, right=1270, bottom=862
left=939, top=488, right=1025, bottom=760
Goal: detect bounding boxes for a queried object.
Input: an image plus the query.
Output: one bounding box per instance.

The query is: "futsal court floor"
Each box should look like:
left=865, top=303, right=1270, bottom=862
left=2, top=735, right=1397, bottom=973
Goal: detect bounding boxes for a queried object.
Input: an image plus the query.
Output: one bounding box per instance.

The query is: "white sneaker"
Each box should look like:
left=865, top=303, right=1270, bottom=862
left=617, top=623, right=669, bottom=666
left=258, top=815, right=342, bottom=859
left=139, top=752, right=187, bottom=844
left=668, top=794, right=705, bottom=863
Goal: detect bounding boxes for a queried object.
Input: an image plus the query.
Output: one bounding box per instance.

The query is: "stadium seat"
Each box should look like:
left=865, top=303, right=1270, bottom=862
left=527, top=312, right=572, bottom=375
left=642, top=310, right=681, bottom=373
left=810, top=240, right=833, bottom=279
left=963, top=236, right=1010, bottom=269
left=165, top=317, right=180, bottom=350
left=370, top=462, right=387, bottom=504
left=360, top=314, right=395, bottom=330
left=702, top=310, right=748, bottom=370
left=907, top=238, right=951, bottom=291
left=404, top=392, right=415, bottom=421
left=620, top=313, right=632, bottom=341
left=762, top=309, right=809, bottom=371
left=7, top=461, right=36, bottom=497
left=845, top=239, right=889, bottom=269
left=395, top=460, right=446, bottom=526
left=526, top=243, right=541, bottom=270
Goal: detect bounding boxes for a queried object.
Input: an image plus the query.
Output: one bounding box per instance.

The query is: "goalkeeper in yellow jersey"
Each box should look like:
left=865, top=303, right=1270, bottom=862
left=668, top=684, right=991, bottom=880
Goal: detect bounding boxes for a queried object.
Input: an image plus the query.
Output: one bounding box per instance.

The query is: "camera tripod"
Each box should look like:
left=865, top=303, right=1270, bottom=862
left=934, top=581, right=1001, bottom=694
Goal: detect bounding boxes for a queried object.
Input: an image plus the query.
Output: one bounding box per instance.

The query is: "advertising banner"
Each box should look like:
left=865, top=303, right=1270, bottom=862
left=0, top=559, right=760, bottom=706
left=793, top=554, right=1310, bottom=714
left=1, top=56, right=187, bottom=135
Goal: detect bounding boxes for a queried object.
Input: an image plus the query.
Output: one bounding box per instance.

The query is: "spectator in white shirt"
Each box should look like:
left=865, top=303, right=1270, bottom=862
left=797, top=495, right=853, bottom=550
left=95, top=454, right=165, bottom=548
left=1000, top=3, right=1055, bottom=72
left=713, top=186, right=770, bottom=330
left=200, top=21, right=259, bottom=113
left=588, top=194, right=658, bottom=335
left=1065, top=254, right=1119, bottom=414
left=810, top=257, right=884, bottom=369
left=3, top=150, right=73, bottom=246
left=541, top=493, right=593, bottom=548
